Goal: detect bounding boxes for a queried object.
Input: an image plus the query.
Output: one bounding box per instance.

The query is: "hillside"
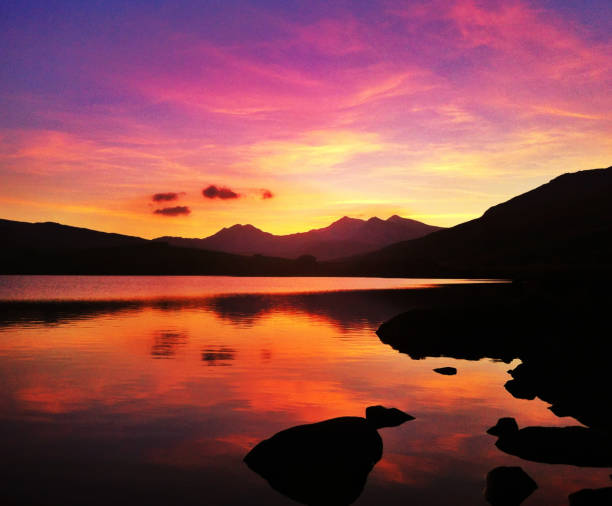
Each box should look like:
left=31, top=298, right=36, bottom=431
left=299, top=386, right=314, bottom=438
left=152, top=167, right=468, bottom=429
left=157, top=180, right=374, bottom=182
left=0, top=219, right=147, bottom=250
left=330, top=166, right=612, bottom=277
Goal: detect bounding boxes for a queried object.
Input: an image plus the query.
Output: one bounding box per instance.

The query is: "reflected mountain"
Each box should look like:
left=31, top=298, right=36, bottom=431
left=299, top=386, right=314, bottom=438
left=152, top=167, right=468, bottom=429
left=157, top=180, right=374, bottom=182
left=0, top=282, right=513, bottom=331
left=244, top=406, right=414, bottom=505
left=0, top=299, right=145, bottom=329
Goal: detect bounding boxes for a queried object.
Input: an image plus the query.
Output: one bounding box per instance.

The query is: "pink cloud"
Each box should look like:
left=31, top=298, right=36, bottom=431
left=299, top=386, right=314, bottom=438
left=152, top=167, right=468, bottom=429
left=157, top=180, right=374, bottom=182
left=202, top=185, right=240, bottom=200
left=152, top=192, right=184, bottom=202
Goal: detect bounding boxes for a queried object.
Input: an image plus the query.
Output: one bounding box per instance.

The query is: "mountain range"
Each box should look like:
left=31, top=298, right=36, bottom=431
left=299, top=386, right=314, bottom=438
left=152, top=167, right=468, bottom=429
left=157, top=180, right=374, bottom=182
left=332, top=165, right=612, bottom=277
left=154, top=215, right=442, bottom=260
left=1, top=165, right=610, bottom=276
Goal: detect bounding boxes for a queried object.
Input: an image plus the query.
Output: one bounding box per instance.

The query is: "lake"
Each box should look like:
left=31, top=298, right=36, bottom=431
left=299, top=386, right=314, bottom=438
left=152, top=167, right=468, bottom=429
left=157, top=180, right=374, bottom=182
left=0, top=276, right=606, bottom=505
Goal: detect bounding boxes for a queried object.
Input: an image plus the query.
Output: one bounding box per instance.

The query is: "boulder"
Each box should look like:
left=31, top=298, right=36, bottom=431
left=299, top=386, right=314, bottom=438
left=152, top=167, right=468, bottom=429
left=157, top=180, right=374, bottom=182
left=365, top=405, right=415, bottom=428
left=487, top=418, right=612, bottom=467
left=569, top=487, right=612, bottom=505
left=484, top=466, right=538, bottom=505
left=244, top=406, right=414, bottom=505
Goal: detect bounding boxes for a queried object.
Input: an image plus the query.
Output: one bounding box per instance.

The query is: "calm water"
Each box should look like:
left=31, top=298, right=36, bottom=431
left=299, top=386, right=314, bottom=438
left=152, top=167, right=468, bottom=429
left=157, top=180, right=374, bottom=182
left=0, top=276, right=606, bottom=505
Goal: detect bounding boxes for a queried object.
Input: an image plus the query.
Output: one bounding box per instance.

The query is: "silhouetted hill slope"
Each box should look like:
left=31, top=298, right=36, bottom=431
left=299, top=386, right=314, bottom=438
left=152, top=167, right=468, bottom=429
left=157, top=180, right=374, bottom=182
left=0, top=241, right=319, bottom=275
left=0, top=219, right=147, bottom=250
left=0, top=218, right=319, bottom=275
left=155, top=215, right=441, bottom=260
left=331, top=166, right=612, bottom=276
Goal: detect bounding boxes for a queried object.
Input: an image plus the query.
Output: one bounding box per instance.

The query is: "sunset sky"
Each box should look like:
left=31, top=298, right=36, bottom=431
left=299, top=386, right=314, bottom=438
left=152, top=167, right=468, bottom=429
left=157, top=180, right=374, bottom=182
left=1, top=0, right=610, bottom=239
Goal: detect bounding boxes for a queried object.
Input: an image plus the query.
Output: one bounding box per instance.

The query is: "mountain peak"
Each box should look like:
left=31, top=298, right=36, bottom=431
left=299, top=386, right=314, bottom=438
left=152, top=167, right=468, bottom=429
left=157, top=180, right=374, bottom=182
left=333, top=216, right=362, bottom=225
left=153, top=213, right=441, bottom=260
left=386, top=215, right=403, bottom=223
left=226, top=223, right=260, bottom=232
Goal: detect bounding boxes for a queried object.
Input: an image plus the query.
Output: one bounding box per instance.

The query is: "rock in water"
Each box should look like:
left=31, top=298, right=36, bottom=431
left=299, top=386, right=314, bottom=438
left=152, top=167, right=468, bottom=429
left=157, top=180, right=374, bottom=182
left=433, top=367, right=457, bottom=375
left=245, top=416, right=381, bottom=505
left=486, top=417, right=612, bottom=467
left=244, top=406, right=414, bottom=505
left=569, top=487, right=612, bottom=505
left=484, top=466, right=538, bottom=505
left=365, top=405, right=415, bottom=428
left=486, top=417, right=519, bottom=437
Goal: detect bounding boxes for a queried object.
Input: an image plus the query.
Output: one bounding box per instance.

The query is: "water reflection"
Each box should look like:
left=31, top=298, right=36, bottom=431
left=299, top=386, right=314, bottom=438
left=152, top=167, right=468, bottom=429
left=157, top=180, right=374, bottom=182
left=151, top=330, right=188, bottom=359
left=202, top=346, right=236, bottom=365
left=0, top=279, right=609, bottom=506
left=0, top=282, right=512, bottom=331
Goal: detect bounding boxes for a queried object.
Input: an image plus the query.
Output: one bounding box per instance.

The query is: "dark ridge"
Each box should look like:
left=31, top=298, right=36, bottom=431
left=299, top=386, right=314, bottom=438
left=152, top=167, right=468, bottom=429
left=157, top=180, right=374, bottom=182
left=153, top=214, right=441, bottom=260
left=330, top=166, right=612, bottom=277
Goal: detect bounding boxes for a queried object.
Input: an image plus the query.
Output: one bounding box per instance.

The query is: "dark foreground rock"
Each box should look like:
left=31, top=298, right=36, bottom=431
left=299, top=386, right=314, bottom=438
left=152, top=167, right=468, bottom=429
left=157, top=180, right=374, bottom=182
left=365, top=405, right=415, bottom=428
left=487, top=417, right=612, bottom=467
left=484, top=466, right=538, bottom=505
left=376, top=281, right=612, bottom=434
left=433, top=367, right=457, bottom=375
left=244, top=406, right=414, bottom=505
left=569, top=487, right=612, bottom=505
left=375, top=303, right=520, bottom=363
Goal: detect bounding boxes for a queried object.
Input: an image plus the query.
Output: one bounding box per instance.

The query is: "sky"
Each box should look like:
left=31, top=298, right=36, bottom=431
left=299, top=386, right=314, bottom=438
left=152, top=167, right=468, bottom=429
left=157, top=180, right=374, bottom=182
left=1, top=0, right=611, bottom=238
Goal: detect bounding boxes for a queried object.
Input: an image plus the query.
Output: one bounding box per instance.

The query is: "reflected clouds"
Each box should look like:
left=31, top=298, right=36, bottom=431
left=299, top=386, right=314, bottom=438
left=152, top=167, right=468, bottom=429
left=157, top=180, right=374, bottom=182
left=201, top=346, right=236, bottom=366
left=151, top=330, right=188, bottom=359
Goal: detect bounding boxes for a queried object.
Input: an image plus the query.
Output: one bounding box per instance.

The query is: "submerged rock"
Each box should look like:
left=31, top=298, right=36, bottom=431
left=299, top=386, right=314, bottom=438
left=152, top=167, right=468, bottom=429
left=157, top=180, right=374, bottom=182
left=569, top=487, right=612, bottom=505
left=244, top=406, right=414, bottom=505
left=484, top=466, right=538, bottom=505
left=433, top=367, right=457, bottom=375
left=487, top=417, right=612, bottom=467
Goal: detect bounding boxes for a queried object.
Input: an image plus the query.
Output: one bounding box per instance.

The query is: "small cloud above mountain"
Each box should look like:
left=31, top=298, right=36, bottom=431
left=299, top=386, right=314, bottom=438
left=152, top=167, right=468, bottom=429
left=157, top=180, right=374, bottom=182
left=154, top=206, right=191, bottom=217
left=260, top=189, right=274, bottom=199
left=152, top=192, right=184, bottom=202
left=203, top=185, right=240, bottom=200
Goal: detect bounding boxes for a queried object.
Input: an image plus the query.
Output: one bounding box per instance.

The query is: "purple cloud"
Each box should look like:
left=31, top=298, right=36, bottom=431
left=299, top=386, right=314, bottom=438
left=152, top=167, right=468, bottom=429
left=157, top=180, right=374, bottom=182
left=154, top=206, right=191, bottom=216
left=202, top=185, right=240, bottom=199
left=152, top=192, right=184, bottom=202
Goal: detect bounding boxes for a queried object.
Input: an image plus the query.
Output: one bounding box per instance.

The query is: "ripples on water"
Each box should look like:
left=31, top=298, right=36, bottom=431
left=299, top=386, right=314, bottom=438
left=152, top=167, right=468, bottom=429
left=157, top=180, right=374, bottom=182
left=0, top=276, right=606, bottom=505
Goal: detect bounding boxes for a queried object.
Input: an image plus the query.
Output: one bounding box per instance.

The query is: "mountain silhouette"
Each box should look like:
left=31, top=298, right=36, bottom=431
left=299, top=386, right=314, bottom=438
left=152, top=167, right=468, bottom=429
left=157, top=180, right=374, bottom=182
left=1, top=166, right=610, bottom=276
left=332, top=166, right=612, bottom=277
left=0, top=219, right=147, bottom=250
left=154, top=215, right=441, bottom=260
